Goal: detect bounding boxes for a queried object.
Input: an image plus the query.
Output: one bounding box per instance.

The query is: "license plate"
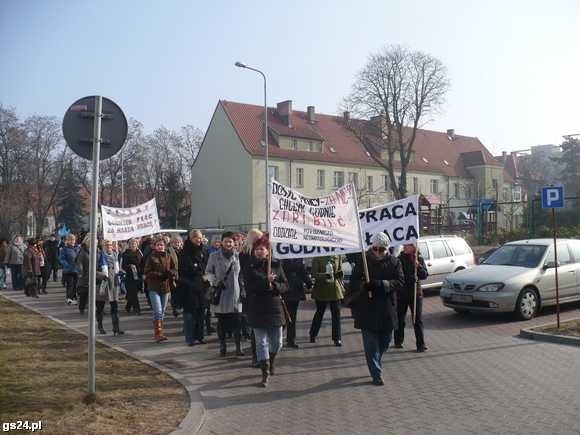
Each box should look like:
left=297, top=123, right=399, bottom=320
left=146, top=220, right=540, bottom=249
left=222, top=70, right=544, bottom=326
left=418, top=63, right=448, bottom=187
left=451, top=294, right=473, bottom=303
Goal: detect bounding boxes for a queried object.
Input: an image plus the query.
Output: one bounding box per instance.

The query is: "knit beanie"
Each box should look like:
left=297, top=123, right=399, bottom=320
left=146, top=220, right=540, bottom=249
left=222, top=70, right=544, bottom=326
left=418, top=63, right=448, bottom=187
left=371, top=232, right=390, bottom=248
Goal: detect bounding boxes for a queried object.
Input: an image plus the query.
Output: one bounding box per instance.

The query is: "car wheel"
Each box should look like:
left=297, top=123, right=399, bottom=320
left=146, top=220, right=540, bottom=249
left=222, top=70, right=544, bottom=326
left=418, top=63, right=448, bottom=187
left=453, top=308, right=469, bottom=315
left=515, top=287, right=539, bottom=320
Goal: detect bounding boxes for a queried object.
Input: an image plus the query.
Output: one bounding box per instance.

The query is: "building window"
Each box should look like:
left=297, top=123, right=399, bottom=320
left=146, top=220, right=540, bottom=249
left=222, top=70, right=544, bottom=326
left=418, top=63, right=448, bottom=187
left=268, top=166, right=279, bottom=182
left=413, top=177, right=418, bottom=193
left=348, top=172, right=359, bottom=188
left=308, top=141, right=314, bottom=152
left=316, top=169, right=325, bottom=189
left=383, top=175, right=389, bottom=192
left=430, top=179, right=439, bottom=194
left=466, top=185, right=472, bottom=199
left=292, top=139, right=298, bottom=150
left=454, top=183, right=460, bottom=199
left=296, top=167, right=304, bottom=187
left=492, top=179, right=499, bottom=193
left=503, top=187, right=509, bottom=202
left=367, top=176, right=374, bottom=192
left=333, top=171, right=345, bottom=188
left=513, top=185, right=522, bottom=202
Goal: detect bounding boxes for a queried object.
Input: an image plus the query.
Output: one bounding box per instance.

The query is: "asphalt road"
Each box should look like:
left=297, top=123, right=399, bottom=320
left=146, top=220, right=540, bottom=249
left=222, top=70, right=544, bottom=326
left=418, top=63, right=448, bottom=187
left=3, top=284, right=580, bottom=435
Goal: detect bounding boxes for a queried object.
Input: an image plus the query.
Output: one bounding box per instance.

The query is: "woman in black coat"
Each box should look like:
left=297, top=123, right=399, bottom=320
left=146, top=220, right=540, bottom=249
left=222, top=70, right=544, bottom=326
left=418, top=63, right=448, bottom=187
left=121, top=238, right=143, bottom=314
left=245, top=235, right=288, bottom=387
left=281, top=258, right=312, bottom=348
left=177, top=231, right=210, bottom=346
left=395, top=243, right=429, bottom=352
left=347, top=232, right=404, bottom=386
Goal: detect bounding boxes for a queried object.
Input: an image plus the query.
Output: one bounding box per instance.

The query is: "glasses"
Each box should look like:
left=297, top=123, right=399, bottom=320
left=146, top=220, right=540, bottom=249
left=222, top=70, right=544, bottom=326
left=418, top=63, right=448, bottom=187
left=372, top=247, right=386, bottom=253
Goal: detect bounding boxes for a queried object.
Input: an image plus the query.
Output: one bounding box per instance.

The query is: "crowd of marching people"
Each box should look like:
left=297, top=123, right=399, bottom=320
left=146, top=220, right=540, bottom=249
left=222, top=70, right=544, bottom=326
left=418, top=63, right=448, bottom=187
left=0, top=228, right=429, bottom=387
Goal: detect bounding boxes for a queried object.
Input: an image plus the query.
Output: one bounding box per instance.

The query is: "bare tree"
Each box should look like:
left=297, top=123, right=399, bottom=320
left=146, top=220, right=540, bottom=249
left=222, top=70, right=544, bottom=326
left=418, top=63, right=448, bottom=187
left=344, top=45, right=449, bottom=199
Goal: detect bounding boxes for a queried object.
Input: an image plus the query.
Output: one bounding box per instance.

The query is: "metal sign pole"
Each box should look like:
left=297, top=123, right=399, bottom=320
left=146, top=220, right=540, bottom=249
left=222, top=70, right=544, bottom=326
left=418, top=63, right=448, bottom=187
left=553, top=207, right=560, bottom=329
left=87, top=96, right=102, bottom=398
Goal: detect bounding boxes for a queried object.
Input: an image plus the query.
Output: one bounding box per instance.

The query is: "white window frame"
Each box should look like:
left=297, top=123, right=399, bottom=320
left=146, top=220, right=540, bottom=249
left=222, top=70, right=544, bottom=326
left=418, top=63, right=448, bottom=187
left=333, top=171, right=345, bottom=188
left=296, top=167, right=304, bottom=187
left=316, top=169, right=325, bottom=189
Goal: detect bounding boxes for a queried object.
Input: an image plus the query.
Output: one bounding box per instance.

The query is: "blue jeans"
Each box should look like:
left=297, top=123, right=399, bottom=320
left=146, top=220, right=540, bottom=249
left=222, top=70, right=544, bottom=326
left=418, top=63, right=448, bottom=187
left=148, top=290, right=169, bottom=321
left=361, top=329, right=392, bottom=381
left=254, top=327, right=283, bottom=362
left=0, top=264, right=6, bottom=288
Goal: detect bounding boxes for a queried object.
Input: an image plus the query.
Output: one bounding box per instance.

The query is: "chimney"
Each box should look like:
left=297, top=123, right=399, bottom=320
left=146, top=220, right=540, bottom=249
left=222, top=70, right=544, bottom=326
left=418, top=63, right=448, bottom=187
left=447, top=129, right=455, bottom=140
left=502, top=151, right=507, bottom=158
left=307, top=106, right=316, bottom=123
left=276, top=100, right=292, bottom=127
left=343, top=111, right=350, bottom=125
left=371, top=115, right=388, bottom=138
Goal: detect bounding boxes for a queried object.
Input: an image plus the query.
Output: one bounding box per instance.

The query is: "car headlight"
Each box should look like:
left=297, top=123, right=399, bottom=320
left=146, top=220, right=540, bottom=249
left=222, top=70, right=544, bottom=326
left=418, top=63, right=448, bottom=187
left=478, top=283, right=504, bottom=292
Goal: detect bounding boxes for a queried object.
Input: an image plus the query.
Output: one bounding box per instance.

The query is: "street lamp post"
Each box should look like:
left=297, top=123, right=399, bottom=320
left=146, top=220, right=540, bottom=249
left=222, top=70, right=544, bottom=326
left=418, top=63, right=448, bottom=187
left=235, top=61, right=269, bottom=232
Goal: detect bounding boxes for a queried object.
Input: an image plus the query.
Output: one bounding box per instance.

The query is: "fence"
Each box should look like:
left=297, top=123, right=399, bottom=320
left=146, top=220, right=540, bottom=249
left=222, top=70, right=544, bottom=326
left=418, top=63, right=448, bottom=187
left=424, top=196, right=580, bottom=245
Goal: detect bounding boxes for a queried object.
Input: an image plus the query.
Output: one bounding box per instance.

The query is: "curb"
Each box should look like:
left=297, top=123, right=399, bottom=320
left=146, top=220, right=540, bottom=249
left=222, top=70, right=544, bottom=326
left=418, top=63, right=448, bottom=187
left=520, top=319, right=580, bottom=347
left=0, top=293, right=206, bottom=435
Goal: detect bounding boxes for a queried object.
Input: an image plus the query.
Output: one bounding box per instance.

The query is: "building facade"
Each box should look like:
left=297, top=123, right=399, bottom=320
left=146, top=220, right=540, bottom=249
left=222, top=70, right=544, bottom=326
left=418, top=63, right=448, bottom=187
left=190, top=100, right=521, bottom=233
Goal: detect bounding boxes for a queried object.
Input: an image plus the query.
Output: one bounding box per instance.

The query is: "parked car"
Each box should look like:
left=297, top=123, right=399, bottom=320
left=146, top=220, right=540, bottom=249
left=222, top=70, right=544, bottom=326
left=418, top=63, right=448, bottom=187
left=440, top=238, right=580, bottom=320
left=416, top=235, right=476, bottom=289
left=477, top=246, right=500, bottom=264
left=337, top=236, right=474, bottom=291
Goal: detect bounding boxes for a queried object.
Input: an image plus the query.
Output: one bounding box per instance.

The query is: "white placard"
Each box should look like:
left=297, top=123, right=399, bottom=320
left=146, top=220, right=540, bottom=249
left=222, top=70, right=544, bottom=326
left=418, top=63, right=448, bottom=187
left=101, top=198, right=161, bottom=241
left=274, top=195, right=420, bottom=259
left=269, top=180, right=361, bottom=249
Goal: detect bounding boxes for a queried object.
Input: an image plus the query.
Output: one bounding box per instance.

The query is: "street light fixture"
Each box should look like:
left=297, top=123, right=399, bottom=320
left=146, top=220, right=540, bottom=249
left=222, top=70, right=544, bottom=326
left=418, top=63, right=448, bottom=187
left=235, top=61, right=269, bottom=231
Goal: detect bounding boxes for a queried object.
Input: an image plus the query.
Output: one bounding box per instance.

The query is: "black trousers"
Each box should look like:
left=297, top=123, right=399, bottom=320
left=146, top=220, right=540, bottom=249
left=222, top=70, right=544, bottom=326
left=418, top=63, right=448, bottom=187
left=46, top=260, right=59, bottom=282
left=309, top=300, right=341, bottom=341
left=78, top=286, right=88, bottom=312
left=63, top=272, right=78, bottom=300
left=285, top=300, right=300, bottom=344
left=125, top=280, right=141, bottom=313
left=186, top=291, right=206, bottom=342
left=10, top=264, right=23, bottom=290
left=216, top=313, right=241, bottom=341
left=394, top=293, right=425, bottom=349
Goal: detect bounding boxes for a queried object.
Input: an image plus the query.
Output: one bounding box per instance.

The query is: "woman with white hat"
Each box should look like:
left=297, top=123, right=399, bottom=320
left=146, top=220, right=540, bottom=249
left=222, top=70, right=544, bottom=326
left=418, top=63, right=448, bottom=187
left=347, top=232, right=404, bottom=386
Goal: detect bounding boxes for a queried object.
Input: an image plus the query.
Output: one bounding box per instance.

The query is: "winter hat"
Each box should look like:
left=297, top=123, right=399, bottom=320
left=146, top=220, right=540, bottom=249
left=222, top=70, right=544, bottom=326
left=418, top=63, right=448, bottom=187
left=252, top=235, right=270, bottom=253
left=371, top=232, right=390, bottom=248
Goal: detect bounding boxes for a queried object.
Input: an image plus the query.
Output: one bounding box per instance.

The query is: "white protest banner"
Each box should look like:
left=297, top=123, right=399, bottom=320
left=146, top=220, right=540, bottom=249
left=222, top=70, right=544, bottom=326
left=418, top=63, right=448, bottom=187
left=274, top=195, right=420, bottom=259
left=101, top=198, right=161, bottom=241
left=269, top=179, right=361, bottom=249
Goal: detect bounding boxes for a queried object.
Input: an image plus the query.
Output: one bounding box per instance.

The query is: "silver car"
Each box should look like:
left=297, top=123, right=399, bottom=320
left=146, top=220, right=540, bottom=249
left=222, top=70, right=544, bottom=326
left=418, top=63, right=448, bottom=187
left=440, top=238, right=580, bottom=320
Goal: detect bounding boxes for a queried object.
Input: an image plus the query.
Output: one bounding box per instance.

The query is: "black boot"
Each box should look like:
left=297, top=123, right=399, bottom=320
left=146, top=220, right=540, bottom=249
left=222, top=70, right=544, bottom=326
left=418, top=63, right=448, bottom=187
left=111, top=312, right=124, bottom=336
left=97, top=313, right=106, bottom=335
left=111, top=302, right=124, bottom=336
left=260, top=361, right=269, bottom=387
left=235, top=332, right=245, bottom=356
left=269, top=353, right=277, bottom=375
left=219, top=340, right=227, bottom=357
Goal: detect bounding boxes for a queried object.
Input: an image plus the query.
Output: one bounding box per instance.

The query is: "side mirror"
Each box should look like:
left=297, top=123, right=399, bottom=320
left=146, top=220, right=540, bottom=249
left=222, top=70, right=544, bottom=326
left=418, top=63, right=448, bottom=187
left=543, top=261, right=558, bottom=270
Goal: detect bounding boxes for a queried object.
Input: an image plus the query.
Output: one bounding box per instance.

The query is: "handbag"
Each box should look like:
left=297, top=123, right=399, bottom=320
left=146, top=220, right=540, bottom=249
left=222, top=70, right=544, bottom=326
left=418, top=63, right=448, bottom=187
left=211, top=261, right=235, bottom=306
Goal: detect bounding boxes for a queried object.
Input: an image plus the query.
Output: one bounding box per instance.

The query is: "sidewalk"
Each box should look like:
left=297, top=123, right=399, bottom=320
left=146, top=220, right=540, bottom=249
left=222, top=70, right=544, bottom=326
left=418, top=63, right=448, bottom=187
left=4, top=281, right=580, bottom=434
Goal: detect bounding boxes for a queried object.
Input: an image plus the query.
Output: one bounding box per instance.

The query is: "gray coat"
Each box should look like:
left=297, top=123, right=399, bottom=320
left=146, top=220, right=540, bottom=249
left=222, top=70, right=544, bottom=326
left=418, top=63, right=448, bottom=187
left=8, top=243, right=25, bottom=265
left=205, top=249, right=242, bottom=314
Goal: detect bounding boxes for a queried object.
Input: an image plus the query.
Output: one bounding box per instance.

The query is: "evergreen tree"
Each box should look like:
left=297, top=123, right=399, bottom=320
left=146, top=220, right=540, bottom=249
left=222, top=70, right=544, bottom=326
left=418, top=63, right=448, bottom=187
left=56, top=162, right=85, bottom=232
left=553, top=137, right=580, bottom=196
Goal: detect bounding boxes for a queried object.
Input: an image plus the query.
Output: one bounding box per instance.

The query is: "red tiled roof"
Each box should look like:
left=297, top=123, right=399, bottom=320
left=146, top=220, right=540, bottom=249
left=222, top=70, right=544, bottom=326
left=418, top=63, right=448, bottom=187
left=221, top=100, right=509, bottom=180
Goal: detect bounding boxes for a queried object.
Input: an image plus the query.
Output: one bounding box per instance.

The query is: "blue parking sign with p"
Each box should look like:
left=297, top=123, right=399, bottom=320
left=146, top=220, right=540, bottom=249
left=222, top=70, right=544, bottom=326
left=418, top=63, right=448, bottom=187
left=541, top=186, right=564, bottom=209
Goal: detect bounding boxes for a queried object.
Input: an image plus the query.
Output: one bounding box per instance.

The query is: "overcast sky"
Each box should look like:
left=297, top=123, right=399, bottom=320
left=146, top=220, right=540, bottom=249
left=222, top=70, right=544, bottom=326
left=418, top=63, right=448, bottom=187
left=2, top=0, right=579, bottom=154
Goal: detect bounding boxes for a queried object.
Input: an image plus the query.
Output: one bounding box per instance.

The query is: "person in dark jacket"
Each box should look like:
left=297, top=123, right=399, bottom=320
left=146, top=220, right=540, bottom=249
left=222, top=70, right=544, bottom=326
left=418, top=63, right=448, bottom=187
left=178, top=230, right=210, bottom=346
left=348, top=232, right=404, bottom=386
left=239, top=229, right=264, bottom=366
left=245, top=235, right=288, bottom=388
left=23, top=239, right=40, bottom=298
left=282, top=258, right=312, bottom=348
left=395, top=243, right=429, bottom=352
left=121, top=238, right=143, bottom=315
left=44, top=234, right=60, bottom=282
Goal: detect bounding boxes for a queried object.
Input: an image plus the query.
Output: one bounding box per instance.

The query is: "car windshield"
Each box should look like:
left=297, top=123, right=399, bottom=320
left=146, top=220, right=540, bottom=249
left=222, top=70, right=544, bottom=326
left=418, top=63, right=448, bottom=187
left=482, top=244, right=547, bottom=268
